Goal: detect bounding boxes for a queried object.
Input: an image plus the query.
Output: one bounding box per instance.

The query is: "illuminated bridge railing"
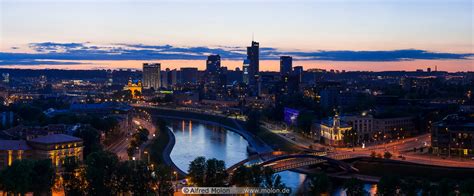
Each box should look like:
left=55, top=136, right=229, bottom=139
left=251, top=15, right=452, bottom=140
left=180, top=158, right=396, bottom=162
left=269, top=159, right=327, bottom=173
left=327, top=154, right=361, bottom=160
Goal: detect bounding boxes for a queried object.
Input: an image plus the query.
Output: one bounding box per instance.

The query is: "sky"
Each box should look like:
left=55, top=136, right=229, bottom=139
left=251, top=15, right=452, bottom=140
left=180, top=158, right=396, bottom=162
left=0, top=0, right=473, bottom=72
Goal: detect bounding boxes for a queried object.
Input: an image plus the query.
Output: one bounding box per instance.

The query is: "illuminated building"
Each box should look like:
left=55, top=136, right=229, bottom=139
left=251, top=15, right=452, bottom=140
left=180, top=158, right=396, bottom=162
left=247, top=41, right=259, bottom=85
left=242, top=60, right=250, bottom=85
left=0, top=134, right=83, bottom=169
left=431, top=113, right=474, bottom=157
left=123, top=79, right=142, bottom=99
left=316, top=113, right=353, bottom=146
left=143, top=63, right=161, bottom=90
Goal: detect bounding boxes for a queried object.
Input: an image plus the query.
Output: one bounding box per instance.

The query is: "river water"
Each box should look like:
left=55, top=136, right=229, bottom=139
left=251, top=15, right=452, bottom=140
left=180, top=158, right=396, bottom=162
left=168, top=120, right=376, bottom=195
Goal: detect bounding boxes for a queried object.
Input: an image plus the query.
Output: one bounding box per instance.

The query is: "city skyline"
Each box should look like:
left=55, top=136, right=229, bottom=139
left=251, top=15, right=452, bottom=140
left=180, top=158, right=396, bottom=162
left=1, top=0, right=473, bottom=72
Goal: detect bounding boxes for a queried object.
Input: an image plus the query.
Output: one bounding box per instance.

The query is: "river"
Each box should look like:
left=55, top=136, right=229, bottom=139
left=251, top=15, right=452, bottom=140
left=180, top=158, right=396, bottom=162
left=168, top=120, right=376, bottom=195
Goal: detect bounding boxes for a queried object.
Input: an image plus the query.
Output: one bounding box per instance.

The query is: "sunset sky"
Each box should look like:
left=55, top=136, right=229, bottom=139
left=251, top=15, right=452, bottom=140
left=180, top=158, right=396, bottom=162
left=0, top=0, right=472, bottom=72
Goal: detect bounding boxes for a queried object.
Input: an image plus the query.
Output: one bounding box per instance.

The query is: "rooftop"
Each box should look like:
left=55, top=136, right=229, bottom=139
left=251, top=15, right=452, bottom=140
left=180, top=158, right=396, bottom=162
left=0, top=140, right=31, bottom=150
left=28, top=134, right=82, bottom=144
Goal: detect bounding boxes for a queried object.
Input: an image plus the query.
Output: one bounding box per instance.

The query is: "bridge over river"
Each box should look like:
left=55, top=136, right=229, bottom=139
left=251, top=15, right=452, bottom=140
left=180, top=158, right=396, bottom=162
left=226, top=151, right=360, bottom=174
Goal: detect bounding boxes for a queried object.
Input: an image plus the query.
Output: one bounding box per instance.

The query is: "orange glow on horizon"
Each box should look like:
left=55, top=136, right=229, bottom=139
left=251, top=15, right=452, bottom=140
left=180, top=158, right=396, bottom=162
left=0, top=59, right=472, bottom=72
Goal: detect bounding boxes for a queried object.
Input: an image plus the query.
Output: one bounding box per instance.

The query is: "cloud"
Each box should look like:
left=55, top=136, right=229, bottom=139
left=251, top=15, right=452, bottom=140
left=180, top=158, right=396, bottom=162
left=0, top=42, right=472, bottom=66
left=0, top=59, right=84, bottom=66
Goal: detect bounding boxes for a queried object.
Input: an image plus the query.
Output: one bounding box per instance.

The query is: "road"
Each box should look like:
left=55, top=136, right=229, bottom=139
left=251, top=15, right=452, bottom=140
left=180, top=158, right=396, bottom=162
left=105, top=117, right=157, bottom=161
left=263, top=122, right=474, bottom=168
left=331, top=134, right=474, bottom=168
left=134, top=105, right=474, bottom=168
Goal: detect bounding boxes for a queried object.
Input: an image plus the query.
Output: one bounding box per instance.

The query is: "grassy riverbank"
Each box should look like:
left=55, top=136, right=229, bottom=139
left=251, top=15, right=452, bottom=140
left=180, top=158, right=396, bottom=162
left=257, top=126, right=301, bottom=152
left=146, top=128, right=170, bottom=165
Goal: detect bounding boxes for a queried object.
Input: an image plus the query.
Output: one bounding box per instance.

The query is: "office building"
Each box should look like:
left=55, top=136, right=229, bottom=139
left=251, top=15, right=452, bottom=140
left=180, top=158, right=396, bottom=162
left=206, top=55, right=221, bottom=73
left=180, top=67, right=198, bottom=84
left=161, top=70, right=169, bottom=88
left=142, top=63, right=161, bottom=90
left=431, top=113, right=474, bottom=157
left=293, top=66, right=303, bottom=83
left=246, top=41, right=259, bottom=85
left=242, top=60, right=250, bottom=85
left=280, top=56, right=293, bottom=76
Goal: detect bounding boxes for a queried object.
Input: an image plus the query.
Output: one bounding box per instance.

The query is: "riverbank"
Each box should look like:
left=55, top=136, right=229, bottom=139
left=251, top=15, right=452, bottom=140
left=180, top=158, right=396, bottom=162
left=140, top=107, right=275, bottom=153
left=145, top=121, right=187, bottom=177
left=349, top=157, right=474, bottom=180
left=137, top=106, right=307, bottom=153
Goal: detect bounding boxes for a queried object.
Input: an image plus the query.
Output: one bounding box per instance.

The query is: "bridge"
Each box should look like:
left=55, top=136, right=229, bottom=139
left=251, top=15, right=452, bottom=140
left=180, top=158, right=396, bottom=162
left=135, top=105, right=361, bottom=175
left=227, top=151, right=359, bottom=174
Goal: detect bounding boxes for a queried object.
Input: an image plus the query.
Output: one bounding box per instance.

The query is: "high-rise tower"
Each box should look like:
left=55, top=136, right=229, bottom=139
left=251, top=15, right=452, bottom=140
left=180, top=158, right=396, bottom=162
left=142, top=63, right=161, bottom=90
left=206, top=55, right=221, bottom=73
left=246, top=41, right=259, bottom=85
left=280, top=56, right=293, bottom=76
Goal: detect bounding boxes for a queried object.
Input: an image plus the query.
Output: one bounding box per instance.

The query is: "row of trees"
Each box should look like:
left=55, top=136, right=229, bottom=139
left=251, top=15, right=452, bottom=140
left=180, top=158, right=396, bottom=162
left=186, top=157, right=287, bottom=189
left=0, top=159, right=55, bottom=195
left=307, top=172, right=474, bottom=196
left=308, top=173, right=366, bottom=196
left=0, top=151, right=169, bottom=196
left=377, top=175, right=474, bottom=195
left=127, top=127, right=150, bottom=158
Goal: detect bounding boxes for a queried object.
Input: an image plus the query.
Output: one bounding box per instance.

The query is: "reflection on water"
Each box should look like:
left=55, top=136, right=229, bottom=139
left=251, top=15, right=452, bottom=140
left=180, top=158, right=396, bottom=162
left=277, top=171, right=307, bottom=194
left=169, top=120, right=249, bottom=172
left=168, top=120, right=376, bottom=195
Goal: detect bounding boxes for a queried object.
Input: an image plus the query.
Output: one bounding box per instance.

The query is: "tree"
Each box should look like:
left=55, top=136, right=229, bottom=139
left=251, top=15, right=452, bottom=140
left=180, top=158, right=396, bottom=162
left=401, top=177, right=419, bottom=196
left=230, top=165, right=250, bottom=186
left=74, top=126, right=103, bottom=157
left=14, top=105, right=47, bottom=125
left=377, top=175, right=401, bottom=195
left=113, top=160, right=152, bottom=195
left=151, top=165, right=174, bottom=195
left=204, top=158, right=228, bottom=187
left=420, top=178, right=436, bottom=196
left=85, top=151, right=119, bottom=196
left=261, top=167, right=286, bottom=189
left=137, top=127, right=150, bottom=143
left=370, top=151, right=377, bottom=159
left=436, top=178, right=455, bottom=196
left=0, top=159, right=34, bottom=195
left=295, top=111, right=315, bottom=134
left=230, top=165, right=263, bottom=187
left=187, top=157, right=228, bottom=187
left=343, top=177, right=365, bottom=196
left=459, top=179, right=474, bottom=195
left=342, top=129, right=358, bottom=146
left=308, top=172, right=332, bottom=195
left=62, top=156, right=87, bottom=196
left=246, top=110, right=261, bottom=133
left=187, top=157, right=206, bottom=186
left=31, top=159, right=55, bottom=196
left=383, top=151, right=392, bottom=159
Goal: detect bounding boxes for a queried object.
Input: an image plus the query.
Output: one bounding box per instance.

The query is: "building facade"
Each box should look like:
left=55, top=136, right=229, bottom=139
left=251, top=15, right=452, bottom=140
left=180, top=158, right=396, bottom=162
left=206, top=55, right=221, bottom=73
left=315, top=114, right=353, bottom=146
left=0, top=134, right=83, bottom=169
left=344, top=113, right=416, bottom=143
left=280, top=56, right=293, bottom=76
left=142, top=63, right=161, bottom=90
left=246, top=41, right=259, bottom=86
left=431, top=113, right=474, bottom=157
